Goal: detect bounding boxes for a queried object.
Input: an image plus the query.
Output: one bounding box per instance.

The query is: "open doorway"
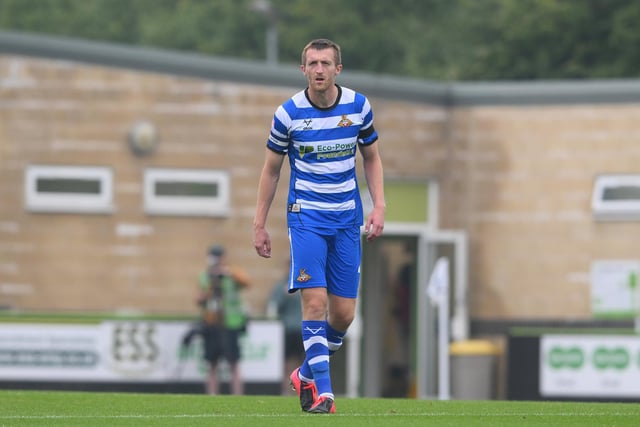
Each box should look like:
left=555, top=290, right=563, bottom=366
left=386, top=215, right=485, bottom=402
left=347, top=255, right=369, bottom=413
left=360, top=234, right=418, bottom=398
left=358, top=229, right=467, bottom=398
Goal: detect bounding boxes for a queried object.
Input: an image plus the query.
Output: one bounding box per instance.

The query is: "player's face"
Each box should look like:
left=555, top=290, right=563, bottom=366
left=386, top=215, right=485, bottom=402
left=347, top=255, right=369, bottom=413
left=301, top=48, right=342, bottom=93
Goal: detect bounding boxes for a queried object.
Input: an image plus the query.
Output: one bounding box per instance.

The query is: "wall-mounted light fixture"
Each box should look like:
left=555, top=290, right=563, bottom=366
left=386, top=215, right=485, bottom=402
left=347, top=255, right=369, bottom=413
left=128, top=120, right=159, bottom=156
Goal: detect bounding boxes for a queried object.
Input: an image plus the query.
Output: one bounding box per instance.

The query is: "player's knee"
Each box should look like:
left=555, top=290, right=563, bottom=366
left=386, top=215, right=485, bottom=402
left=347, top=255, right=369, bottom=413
left=303, top=300, right=328, bottom=319
left=331, top=312, right=354, bottom=330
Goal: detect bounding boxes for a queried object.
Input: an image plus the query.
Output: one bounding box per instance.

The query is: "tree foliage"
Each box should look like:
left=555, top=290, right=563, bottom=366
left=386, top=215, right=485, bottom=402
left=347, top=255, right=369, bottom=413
left=0, top=0, right=638, bottom=81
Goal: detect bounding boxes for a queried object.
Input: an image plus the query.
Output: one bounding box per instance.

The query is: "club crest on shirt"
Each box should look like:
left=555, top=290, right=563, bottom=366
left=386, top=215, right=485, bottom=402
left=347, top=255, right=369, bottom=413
left=337, top=115, right=353, bottom=127
left=296, top=268, right=312, bottom=283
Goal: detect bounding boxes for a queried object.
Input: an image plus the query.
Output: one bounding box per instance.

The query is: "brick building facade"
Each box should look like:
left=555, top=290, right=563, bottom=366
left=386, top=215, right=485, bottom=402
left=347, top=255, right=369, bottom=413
left=1, top=31, right=640, bottom=329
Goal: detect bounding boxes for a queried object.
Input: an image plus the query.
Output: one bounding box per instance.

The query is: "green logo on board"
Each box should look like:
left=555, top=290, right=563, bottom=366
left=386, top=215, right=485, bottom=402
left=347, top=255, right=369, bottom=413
left=547, top=347, right=584, bottom=369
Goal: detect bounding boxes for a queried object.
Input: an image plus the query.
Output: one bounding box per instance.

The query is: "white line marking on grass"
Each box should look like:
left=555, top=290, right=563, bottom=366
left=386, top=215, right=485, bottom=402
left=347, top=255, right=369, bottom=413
left=0, top=412, right=637, bottom=420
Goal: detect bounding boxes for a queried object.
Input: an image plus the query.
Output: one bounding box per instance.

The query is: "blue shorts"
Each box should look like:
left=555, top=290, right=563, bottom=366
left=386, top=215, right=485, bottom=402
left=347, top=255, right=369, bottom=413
left=288, top=226, right=361, bottom=298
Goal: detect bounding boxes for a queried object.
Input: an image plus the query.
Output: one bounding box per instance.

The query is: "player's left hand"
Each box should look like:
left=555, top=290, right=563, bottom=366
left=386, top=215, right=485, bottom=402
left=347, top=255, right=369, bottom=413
left=364, top=208, right=384, bottom=241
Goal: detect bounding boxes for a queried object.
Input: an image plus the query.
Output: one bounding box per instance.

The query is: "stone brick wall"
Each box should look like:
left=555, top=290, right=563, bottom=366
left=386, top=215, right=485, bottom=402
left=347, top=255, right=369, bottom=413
left=442, top=105, right=640, bottom=319
left=0, top=56, right=293, bottom=316
left=2, top=54, right=640, bottom=322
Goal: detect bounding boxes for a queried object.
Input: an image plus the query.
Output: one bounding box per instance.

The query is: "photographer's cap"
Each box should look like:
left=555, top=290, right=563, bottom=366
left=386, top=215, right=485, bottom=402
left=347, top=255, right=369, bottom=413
left=208, top=244, right=225, bottom=257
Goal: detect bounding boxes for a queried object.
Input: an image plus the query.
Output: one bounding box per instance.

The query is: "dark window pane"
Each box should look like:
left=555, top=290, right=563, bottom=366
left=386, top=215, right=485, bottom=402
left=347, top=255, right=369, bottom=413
left=602, top=186, right=640, bottom=201
left=36, top=178, right=101, bottom=194
left=155, top=181, right=218, bottom=197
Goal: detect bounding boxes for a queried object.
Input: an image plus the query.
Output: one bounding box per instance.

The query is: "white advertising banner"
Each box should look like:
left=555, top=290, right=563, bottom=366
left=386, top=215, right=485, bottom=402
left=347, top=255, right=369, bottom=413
left=590, top=260, right=640, bottom=318
left=0, top=320, right=283, bottom=383
left=540, top=334, right=640, bottom=398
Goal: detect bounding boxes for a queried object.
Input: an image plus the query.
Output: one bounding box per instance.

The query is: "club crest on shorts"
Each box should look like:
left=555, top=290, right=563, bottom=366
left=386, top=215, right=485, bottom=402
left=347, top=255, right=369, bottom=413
left=296, top=268, right=312, bottom=283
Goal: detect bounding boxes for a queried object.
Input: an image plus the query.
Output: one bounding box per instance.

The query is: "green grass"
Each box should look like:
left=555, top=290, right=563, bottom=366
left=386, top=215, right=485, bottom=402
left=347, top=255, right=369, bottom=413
left=0, top=390, right=639, bottom=427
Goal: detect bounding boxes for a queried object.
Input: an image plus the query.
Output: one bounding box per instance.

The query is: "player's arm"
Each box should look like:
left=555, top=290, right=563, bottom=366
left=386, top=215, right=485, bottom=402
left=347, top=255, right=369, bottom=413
left=253, top=148, right=286, bottom=257
left=359, top=141, right=385, bottom=241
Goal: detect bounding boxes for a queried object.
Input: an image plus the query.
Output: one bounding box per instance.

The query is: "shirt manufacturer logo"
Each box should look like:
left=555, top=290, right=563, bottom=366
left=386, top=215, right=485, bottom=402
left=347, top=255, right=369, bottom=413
left=302, top=119, right=313, bottom=130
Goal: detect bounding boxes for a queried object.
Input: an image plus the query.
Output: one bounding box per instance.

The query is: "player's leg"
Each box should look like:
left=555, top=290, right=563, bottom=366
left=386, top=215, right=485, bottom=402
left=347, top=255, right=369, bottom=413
left=300, top=287, right=331, bottom=398
left=288, top=227, right=329, bottom=410
left=326, top=294, right=356, bottom=353
left=307, top=227, right=360, bottom=413
left=325, top=225, right=361, bottom=348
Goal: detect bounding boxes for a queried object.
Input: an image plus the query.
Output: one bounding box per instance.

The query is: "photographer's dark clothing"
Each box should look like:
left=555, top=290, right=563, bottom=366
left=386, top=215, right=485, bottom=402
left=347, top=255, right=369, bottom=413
left=202, top=325, right=242, bottom=364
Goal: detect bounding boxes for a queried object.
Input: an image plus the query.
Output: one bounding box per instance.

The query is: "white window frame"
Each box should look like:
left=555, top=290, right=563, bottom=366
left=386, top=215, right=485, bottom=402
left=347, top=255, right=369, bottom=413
left=592, top=174, right=640, bottom=221
left=24, top=165, right=114, bottom=214
left=144, top=168, right=230, bottom=217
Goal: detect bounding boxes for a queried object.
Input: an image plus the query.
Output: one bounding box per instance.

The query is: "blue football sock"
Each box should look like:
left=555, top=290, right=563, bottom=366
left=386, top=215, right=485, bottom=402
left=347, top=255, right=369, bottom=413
left=326, top=322, right=346, bottom=356
left=300, top=322, right=347, bottom=381
left=301, top=320, right=333, bottom=398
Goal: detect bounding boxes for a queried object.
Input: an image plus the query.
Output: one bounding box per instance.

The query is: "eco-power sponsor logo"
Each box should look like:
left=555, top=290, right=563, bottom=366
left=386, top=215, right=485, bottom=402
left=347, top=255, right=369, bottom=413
left=316, top=142, right=356, bottom=152
left=299, top=142, right=356, bottom=160
left=316, top=142, right=356, bottom=160
left=299, top=145, right=314, bottom=158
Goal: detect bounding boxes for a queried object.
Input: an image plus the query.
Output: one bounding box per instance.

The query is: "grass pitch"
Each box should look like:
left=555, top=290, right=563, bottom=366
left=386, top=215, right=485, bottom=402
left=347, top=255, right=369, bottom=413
left=0, top=390, right=639, bottom=427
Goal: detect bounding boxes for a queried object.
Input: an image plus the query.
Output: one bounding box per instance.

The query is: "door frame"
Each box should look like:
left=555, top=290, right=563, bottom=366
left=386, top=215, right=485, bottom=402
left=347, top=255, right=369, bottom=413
left=416, top=228, right=468, bottom=399
left=346, top=223, right=468, bottom=398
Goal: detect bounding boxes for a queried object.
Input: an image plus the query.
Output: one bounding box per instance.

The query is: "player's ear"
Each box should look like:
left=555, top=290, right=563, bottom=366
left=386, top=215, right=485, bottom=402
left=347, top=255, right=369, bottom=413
left=300, top=64, right=306, bottom=74
left=335, top=64, right=342, bottom=74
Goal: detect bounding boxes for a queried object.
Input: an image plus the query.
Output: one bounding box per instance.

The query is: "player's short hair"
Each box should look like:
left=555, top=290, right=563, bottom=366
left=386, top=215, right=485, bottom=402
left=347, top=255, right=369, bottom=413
left=301, top=38, right=342, bottom=66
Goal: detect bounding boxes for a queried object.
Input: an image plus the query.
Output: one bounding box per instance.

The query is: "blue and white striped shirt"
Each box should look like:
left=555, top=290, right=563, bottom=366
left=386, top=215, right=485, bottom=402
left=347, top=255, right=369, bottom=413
left=267, top=85, right=378, bottom=228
